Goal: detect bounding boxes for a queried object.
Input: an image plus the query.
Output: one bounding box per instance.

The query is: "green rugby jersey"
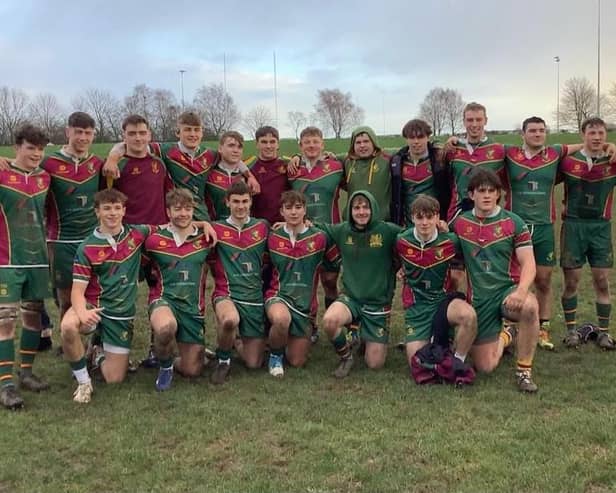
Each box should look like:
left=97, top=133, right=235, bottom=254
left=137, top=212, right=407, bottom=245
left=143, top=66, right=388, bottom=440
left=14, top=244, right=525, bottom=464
left=452, top=207, right=532, bottom=303
left=396, top=229, right=459, bottom=308
left=151, top=142, right=217, bottom=221
left=401, top=154, right=439, bottom=225
left=560, top=151, right=616, bottom=221
left=73, top=224, right=154, bottom=318
left=209, top=218, right=269, bottom=303
left=0, top=164, right=50, bottom=267
left=204, top=163, right=246, bottom=220
left=289, top=157, right=344, bottom=223
left=444, top=138, right=506, bottom=220
left=504, top=145, right=565, bottom=225
left=42, top=150, right=104, bottom=242
left=266, top=226, right=336, bottom=314
left=145, top=225, right=213, bottom=315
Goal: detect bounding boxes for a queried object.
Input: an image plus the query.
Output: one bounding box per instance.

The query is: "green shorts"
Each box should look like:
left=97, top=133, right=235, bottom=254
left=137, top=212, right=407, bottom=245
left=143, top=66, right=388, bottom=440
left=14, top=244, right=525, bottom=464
left=560, top=220, right=613, bottom=269
left=48, top=241, right=79, bottom=289
left=336, top=294, right=391, bottom=344
left=528, top=224, right=556, bottom=267
left=404, top=293, right=461, bottom=343
left=473, top=286, right=517, bottom=344
left=265, top=297, right=312, bottom=339
left=214, top=296, right=265, bottom=339
left=98, top=315, right=134, bottom=352
left=149, top=298, right=205, bottom=345
left=0, top=267, right=51, bottom=303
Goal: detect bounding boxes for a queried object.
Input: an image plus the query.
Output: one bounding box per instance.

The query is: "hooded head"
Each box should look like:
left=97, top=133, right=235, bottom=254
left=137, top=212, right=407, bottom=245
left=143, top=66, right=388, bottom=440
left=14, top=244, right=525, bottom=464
left=347, top=190, right=379, bottom=230
left=348, top=126, right=381, bottom=159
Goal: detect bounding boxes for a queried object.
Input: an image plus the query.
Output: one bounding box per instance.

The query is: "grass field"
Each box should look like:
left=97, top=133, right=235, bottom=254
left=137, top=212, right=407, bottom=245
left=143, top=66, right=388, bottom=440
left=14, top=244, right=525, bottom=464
left=1, top=134, right=616, bottom=492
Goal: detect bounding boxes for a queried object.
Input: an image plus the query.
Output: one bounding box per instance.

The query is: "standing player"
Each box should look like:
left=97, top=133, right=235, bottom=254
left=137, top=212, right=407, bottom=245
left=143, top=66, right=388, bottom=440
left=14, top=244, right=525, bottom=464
left=453, top=168, right=540, bottom=392
left=560, top=117, right=616, bottom=349
left=146, top=189, right=214, bottom=391
left=60, top=189, right=155, bottom=403
left=205, top=131, right=248, bottom=220
left=320, top=191, right=401, bottom=377
left=265, top=191, right=337, bottom=376
left=0, top=125, right=51, bottom=409
left=396, top=194, right=477, bottom=372
left=208, top=181, right=269, bottom=384
left=245, top=126, right=290, bottom=224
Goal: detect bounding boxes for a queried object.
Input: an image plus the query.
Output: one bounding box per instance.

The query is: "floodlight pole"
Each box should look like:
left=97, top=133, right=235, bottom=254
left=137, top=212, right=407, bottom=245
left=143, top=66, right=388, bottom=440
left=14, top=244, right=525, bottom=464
left=179, top=70, right=186, bottom=109
left=554, top=56, right=560, bottom=132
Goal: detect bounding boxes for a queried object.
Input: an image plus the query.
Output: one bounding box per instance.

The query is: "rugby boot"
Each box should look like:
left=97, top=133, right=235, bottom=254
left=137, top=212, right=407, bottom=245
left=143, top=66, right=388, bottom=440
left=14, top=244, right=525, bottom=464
left=155, top=366, right=174, bottom=391
left=268, top=353, right=284, bottom=378
left=516, top=370, right=538, bottom=393
left=18, top=371, right=50, bottom=392
left=333, top=355, right=354, bottom=379
left=596, top=331, right=616, bottom=350
left=0, top=385, right=24, bottom=410
left=72, top=382, right=93, bottom=404
left=210, top=359, right=231, bottom=385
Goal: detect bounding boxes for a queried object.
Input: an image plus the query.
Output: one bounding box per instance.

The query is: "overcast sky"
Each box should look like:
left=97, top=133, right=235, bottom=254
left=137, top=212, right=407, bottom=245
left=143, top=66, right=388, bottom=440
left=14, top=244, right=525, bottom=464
left=1, top=0, right=614, bottom=137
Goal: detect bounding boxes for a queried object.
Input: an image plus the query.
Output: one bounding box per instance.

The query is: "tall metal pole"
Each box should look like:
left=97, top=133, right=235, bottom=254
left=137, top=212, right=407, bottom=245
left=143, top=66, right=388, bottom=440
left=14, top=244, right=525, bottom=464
left=179, top=70, right=186, bottom=109
left=554, top=56, right=560, bottom=132
left=273, top=51, right=279, bottom=128
left=223, top=53, right=228, bottom=127
left=597, top=0, right=601, bottom=116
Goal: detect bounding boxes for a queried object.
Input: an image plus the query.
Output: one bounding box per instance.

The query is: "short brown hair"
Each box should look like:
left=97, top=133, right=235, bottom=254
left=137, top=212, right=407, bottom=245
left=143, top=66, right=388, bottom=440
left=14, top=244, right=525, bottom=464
left=350, top=193, right=370, bottom=208
left=122, top=114, right=149, bottom=130
left=410, top=194, right=440, bottom=217
left=224, top=180, right=250, bottom=199
left=255, top=126, right=279, bottom=141
left=177, top=111, right=202, bottom=127
left=299, top=126, right=323, bottom=141
left=581, top=117, right=607, bottom=133
left=467, top=168, right=502, bottom=193
left=463, top=102, right=487, bottom=117
left=402, top=119, right=432, bottom=138
left=68, top=111, right=95, bottom=129
left=219, top=131, right=244, bottom=147
left=166, top=188, right=195, bottom=209
left=280, top=190, right=306, bottom=208
left=15, top=124, right=49, bottom=147
left=94, top=189, right=127, bottom=208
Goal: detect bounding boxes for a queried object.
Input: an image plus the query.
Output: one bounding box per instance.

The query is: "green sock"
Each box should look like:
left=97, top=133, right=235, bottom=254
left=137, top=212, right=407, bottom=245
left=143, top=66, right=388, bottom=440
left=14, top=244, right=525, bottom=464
left=596, top=303, right=611, bottom=331
left=561, top=296, right=577, bottom=332
left=159, top=357, right=174, bottom=369
left=270, top=348, right=284, bottom=357
left=332, top=330, right=351, bottom=359
left=216, top=348, right=232, bottom=362
left=70, top=357, right=87, bottom=372
left=19, top=327, right=40, bottom=375
left=0, top=339, right=15, bottom=387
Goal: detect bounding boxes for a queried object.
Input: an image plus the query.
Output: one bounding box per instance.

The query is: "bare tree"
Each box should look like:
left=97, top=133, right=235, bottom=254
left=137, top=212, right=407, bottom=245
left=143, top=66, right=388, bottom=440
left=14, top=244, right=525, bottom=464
left=442, top=89, right=465, bottom=135
left=243, top=105, right=274, bottom=137
left=287, top=111, right=307, bottom=140
left=193, top=83, right=241, bottom=138
left=72, top=89, right=121, bottom=142
left=559, top=77, right=596, bottom=131
left=0, top=87, right=29, bottom=145
left=314, top=89, right=364, bottom=138
left=419, top=88, right=447, bottom=136
left=124, top=84, right=154, bottom=121
left=28, top=93, right=65, bottom=143
left=150, top=89, right=179, bottom=141
left=605, top=82, right=616, bottom=122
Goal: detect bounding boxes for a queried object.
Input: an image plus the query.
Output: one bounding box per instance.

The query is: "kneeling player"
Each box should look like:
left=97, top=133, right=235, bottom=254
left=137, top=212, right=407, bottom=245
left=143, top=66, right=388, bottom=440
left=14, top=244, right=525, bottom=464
left=146, top=189, right=214, bottom=391
left=396, top=195, right=477, bottom=373
left=320, top=191, right=401, bottom=377
left=61, top=190, right=155, bottom=403
left=208, top=182, right=268, bottom=384
left=265, top=191, right=336, bottom=376
left=452, top=169, right=540, bottom=392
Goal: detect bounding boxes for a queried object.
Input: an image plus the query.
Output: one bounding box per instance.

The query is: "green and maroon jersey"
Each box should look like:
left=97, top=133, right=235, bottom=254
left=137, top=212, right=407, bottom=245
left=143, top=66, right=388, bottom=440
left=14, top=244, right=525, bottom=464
left=245, top=156, right=290, bottom=224
left=204, top=164, right=246, bottom=220
left=445, top=138, right=506, bottom=220
left=73, top=224, right=154, bottom=318
left=42, top=151, right=104, bottom=242
left=401, top=154, right=439, bottom=225
left=452, top=208, right=532, bottom=303
left=208, top=218, right=268, bottom=303
left=560, top=151, right=616, bottom=221
left=151, top=142, right=217, bottom=221
left=396, top=229, right=459, bottom=308
left=111, top=155, right=171, bottom=225
left=145, top=225, right=213, bottom=316
left=0, top=164, right=50, bottom=267
left=504, top=145, right=566, bottom=225
left=289, top=157, right=344, bottom=223
left=266, top=226, right=337, bottom=314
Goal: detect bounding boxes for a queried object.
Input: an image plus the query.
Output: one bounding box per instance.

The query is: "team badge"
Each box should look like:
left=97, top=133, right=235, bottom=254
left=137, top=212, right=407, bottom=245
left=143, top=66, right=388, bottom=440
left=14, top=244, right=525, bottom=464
left=493, top=225, right=503, bottom=238
left=59, top=164, right=68, bottom=173
left=159, top=240, right=167, bottom=247
left=376, top=328, right=385, bottom=337
left=369, top=234, right=383, bottom=248
left=251, top=230, right=261, bottom=241
left=120, top=331, right=129, bottom=341
left=98, top=250, right=106, bottom=258
left=279, top=241, right=285, bottom=248
left=257, top=166, right=267, bottom=174
left=216, top=175, right=223, bottom=182
left=486, top=149, right=495, bottom=160
left=131, top=167, right=141, bottom=175
left=574, top=164, right=581, bottom=171
left=151, top=162, right=160, bottom=174
left=223, top=230, right=231, bottom=237
left=516, top=151, right=525, bottom=161
left=306, top=240, right=316, bottom=252
left=194, top=240, right=202, bottom=249
left=36, top=177, right=45, bottom=189
left=406, top=326, right=415, bottom=336
left=0, top=284, right=8, bottom=296
left=127, top=237, right=136, bottom=250
left=345, top=236, right=354, bottom=245
left=278, top=165, right=286, bottom=174
left=407, top=247, right=414, bottom=256
left=9, top=175, right=17, bottom=182
left=435, top=248, right=444, bottom=259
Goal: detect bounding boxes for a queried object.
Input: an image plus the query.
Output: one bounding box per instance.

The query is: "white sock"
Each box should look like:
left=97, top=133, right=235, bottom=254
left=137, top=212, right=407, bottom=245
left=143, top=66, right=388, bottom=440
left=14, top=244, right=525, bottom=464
left=73, top=367, right=91, bottom=384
